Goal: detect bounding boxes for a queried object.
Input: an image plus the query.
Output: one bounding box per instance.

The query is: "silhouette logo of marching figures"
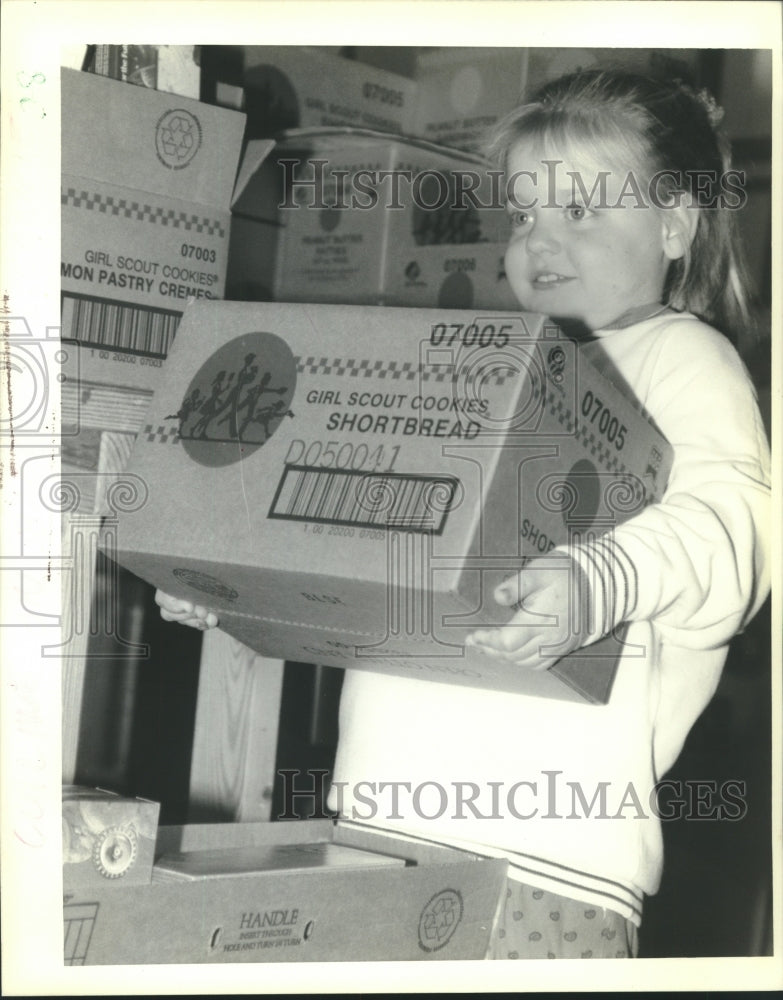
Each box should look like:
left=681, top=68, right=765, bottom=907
left=171, top=332, right=297, bottom=467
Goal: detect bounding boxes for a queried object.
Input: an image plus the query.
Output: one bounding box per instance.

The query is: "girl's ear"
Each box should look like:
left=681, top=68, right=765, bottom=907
left=661, top=203, right=699, bottom=261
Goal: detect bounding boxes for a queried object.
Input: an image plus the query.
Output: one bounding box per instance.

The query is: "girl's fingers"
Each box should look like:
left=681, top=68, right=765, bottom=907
left=160, top=608, right=196, bottom=623
left=155, top=590, right=194, bottom=614
left=467, top=625, right=532, bottom=653
left=161, top=612, right=211, bottom=630
left=155, top=591, right=218, bottom=628
left=466, top=629, right=553, bottom=670
left=465, top=631, right=551, bottom=670
left=191, top=605, right=219, bottom=628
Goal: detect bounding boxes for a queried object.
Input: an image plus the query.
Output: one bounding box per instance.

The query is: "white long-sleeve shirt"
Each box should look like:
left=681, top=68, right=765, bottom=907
left=328, top=312, right=771, bottom=925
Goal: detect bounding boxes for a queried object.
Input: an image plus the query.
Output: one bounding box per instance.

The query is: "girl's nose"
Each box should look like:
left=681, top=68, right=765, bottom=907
left=526, top=221, right=561, bottom=256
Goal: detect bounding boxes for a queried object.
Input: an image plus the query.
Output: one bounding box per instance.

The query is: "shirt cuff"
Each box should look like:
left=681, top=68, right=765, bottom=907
left=558, top=535, right=639, bottom=641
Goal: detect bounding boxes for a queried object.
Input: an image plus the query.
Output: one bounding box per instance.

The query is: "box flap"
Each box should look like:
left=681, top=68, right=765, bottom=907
left=61, top=67, right=246, bottom=209
left=230, top=138, right=277, bottom=212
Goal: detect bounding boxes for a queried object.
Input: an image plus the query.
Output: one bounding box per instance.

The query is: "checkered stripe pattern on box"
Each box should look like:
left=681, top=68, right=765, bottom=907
left=143, top=424, right=181, bottom=444
left=295, top=356, right=516, bottom=386
left=531, top=380, right=627, bottom=473
left=62, top=187, right=225, bottom=237
left=535, top=382, right=649, bottom=506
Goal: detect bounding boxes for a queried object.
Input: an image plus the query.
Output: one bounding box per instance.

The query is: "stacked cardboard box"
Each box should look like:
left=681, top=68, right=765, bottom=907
left=61, top=67, right=246, bottom=401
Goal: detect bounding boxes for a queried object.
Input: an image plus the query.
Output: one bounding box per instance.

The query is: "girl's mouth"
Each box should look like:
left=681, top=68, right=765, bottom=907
left=532, top=272, right=575, bottom=289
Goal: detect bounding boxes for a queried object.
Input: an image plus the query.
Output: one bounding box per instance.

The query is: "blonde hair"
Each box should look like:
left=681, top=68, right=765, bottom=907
left=487, top=69, right=758, bottom=347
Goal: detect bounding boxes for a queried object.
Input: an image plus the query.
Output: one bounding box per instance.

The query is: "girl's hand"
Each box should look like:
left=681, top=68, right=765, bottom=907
left=154, top=589, right=219, bottom=631
left=465, top=556, right=592, bottom=671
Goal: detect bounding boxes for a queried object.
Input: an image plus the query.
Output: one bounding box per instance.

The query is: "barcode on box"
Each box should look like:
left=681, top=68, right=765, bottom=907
left=269, top=465, right=458, bottom=533
left=62, top=292, right=180, bottom=358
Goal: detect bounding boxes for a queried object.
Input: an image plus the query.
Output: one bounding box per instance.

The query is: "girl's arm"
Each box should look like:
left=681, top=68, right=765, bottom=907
left=582, top=321, right=771, bottom=648
left=469, top=320, right=771, bottom=665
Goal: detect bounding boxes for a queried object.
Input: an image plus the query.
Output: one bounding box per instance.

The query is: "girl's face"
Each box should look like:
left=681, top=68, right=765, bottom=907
left=503, top=141, right=680, bottom=330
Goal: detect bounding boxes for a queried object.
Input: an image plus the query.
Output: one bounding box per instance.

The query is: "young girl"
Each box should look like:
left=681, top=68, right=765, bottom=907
left=156, top=69, right=771, bottom=959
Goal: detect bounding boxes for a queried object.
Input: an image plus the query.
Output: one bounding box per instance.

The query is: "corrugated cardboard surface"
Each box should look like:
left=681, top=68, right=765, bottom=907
left=109, top=301, right=672, bottom=703
left=63, top=820, right=507, bottom=964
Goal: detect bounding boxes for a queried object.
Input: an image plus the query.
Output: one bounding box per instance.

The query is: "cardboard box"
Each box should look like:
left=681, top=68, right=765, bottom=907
left=383, top=241, right=519, bottom=312
left=242, top=46, right=417, bottom=138
left=110, top=302, right=672, bottom=703
left=63, top=819, right=508, bottom=964
left=230, top=127, right=507, bottom=306
left=62, top=786, right=160, bottom=888
left=412, top=48, right=528, bottom=153
left=60, top=67, right=247, bottom=395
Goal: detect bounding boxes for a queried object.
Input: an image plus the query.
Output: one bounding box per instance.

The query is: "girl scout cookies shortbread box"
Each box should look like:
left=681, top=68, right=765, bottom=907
left=108, top=302, right=672, bottom=703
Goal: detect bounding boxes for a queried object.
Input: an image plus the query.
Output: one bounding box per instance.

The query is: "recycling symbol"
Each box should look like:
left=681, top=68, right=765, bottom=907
left=155, top=109, right=202, bottom=169
left=418, top=888, right=463, bottom=952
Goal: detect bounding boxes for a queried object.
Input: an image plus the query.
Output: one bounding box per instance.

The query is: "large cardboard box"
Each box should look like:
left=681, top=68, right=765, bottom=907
left=230, top=127, right=508, bottom=307
left=109, top=302, right=672, bottom=704
left=242, top=46, right=417, bottom=138
left=60, top=67, right=247, bottom=395
left=63, top=819, right=508, bottom=964
left=411, top=48, right=528, bottom=153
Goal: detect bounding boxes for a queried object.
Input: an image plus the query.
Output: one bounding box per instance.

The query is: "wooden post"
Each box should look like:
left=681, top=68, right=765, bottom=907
left=188, top=629, right=284, bottom=822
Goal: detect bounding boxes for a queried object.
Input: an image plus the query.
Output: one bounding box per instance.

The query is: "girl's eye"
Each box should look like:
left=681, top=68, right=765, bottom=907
left=566, top=204, right=593, bottom=221
left=509, top=210, right=532, bottom=229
